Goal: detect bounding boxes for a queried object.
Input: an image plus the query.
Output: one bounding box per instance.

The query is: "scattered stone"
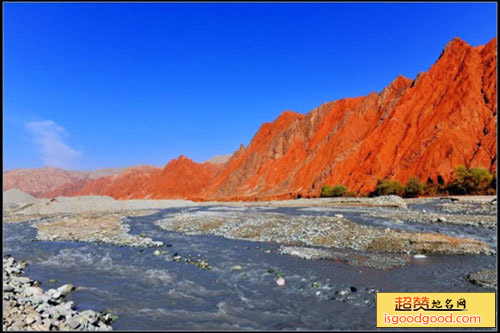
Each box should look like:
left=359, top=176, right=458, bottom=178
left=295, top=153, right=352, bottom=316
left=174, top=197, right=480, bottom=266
left=279, top=245, right=410, bottom=270
left=2, top=255, right=113, bottom=331
left=468, top=269, right=497, bottom=289
left=155, top=208, right=492, bottom=256
left=169, top=252, right=211, bottom=270
left=338, top=289, right=349, bottom=296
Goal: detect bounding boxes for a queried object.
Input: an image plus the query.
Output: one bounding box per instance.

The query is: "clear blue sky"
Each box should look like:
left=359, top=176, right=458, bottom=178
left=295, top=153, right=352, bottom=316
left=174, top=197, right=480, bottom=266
left=3, top=2, right=497, bottom=171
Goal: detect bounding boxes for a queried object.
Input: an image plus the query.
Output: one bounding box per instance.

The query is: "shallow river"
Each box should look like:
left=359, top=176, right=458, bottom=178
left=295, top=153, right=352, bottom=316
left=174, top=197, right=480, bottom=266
left=3, top=205, right=496, bottom=330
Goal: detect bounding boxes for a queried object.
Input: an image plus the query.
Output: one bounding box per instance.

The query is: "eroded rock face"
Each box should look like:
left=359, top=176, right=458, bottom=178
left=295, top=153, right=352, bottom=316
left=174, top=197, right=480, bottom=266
left=200, top=37, right=497, bottom=200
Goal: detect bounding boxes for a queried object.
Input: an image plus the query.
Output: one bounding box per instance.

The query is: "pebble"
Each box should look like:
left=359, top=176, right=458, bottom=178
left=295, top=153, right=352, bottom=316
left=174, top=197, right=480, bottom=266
left=413, top=254, right=427, bottom=259
left=66, top=317, right=81, bottom=329
left=25, top=315, right=36, bottom=325
left=4, top=285, right=15, bottom=292
left=57, top=284, right=75, bottom=296
left=26, top=287, right=44, bottom=296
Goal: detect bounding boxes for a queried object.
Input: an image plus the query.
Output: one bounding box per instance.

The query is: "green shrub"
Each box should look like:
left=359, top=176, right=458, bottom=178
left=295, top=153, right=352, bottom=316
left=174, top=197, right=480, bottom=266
left=470, top=167, right=493, bottom=191
left=446, top=166, right=493, bottom=195
left=372, top=179, right=405, bottom=197
left=321, top=185, right=348, bottom=197
left=321, top=186, right=333, bottom=197
left=404, top=176, right=424, bottom=197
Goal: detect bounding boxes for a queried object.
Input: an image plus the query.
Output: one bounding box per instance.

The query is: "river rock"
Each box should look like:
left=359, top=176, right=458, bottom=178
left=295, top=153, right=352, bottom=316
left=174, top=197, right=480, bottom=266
left=57, top=284, right=75, bottom=296
left=25, top=315, right=36, bottom=325
left=25, top=286, right=44, bottom=296
left=65, top=317, right=81, bottom=329
left=4, top=284, right=15, bottom=292
left=468, top=269, right=497, bottom=289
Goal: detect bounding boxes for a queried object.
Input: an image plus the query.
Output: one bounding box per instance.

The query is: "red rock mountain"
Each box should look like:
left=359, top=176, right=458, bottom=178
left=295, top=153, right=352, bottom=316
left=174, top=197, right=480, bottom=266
left=145, top=156, right=222, bottom=199
left=3, top=167, right=126, bottom=198
left=199, top=37, right=497, bottom=200
left=46, top=165, right=160, bottom=199
left=3, top=167, right=87, bottom=198
left=3, top=37, right=497, bottom=201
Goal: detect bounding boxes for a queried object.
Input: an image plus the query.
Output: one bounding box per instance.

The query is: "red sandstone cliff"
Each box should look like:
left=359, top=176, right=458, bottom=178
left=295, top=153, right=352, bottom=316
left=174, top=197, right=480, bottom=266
left=200, top=37, right=497, bottom=200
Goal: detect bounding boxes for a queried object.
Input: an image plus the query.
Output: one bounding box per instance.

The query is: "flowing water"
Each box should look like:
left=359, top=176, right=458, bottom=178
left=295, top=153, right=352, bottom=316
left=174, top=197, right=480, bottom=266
left=3, top=205, right=496, bottom=330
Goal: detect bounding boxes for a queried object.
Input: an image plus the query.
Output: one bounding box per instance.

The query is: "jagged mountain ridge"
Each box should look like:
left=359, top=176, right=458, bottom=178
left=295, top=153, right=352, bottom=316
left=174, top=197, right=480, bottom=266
left=3, top=37, right=496, bottom=201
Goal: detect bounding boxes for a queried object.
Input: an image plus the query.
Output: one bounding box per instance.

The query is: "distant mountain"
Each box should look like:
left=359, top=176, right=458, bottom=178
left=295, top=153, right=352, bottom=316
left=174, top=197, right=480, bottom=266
left=3, top=167, right=89, bottom=197
left=45, top=165, right=159, bottom=199
left=4, top=166, right=140, bottom=198
left=203, top=154, right=233, bottom=165
left=3, top=37, right=496, bottom=201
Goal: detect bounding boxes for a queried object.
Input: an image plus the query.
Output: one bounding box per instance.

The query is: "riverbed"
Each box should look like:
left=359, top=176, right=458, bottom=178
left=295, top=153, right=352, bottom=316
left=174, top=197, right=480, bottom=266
left=3, top=200, right=496, bottom=330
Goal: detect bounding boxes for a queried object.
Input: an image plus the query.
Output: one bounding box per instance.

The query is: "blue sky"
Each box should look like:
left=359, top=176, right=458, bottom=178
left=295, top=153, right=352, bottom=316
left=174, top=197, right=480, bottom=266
left=3, top=2, right=497, bottom=171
